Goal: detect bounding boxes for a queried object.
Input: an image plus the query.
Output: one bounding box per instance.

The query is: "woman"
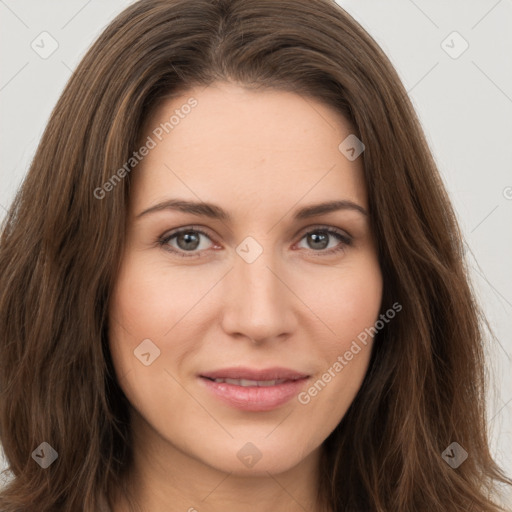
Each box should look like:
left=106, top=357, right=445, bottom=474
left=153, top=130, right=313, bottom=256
left=0, top=0, right=510, bottom=510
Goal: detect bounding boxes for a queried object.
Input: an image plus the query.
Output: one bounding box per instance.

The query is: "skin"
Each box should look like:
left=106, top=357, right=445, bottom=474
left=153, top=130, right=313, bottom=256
left=108, top=81, right=383, bottom=512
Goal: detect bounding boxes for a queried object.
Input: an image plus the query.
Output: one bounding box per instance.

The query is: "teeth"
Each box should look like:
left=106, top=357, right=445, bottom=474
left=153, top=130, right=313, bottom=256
left=212, top=378, right=287, bottom=387
left=226, top=378, right=258, bottom=386
left=258, top=379, right=281, bottom=386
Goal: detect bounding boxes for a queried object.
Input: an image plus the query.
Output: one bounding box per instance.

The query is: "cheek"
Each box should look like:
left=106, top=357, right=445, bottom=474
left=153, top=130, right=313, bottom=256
left=108, top=251, right=201, bottom=340
left=333, top=267, right=382, bottom=350
left=107, top=250, right=217, bottom=397
left=298, top=255, right=382, bottom=409
left=106, top=257, right=192, bottom=420
left=107, top=253, right=172, bottom=382
left=303, top=254, right=383, bottom=348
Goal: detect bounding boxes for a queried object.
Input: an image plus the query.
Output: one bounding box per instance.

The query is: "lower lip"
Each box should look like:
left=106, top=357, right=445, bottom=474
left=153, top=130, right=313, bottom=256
left=199, top=377, right=309, bottom=412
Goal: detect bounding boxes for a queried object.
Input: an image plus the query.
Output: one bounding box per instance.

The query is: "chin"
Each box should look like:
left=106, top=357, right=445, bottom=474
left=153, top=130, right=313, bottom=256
left=191, top=434, right=320, bottom=476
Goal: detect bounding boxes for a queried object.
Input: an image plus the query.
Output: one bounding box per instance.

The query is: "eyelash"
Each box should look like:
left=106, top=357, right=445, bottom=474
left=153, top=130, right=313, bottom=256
left=157, top=225, right=352, bottom=259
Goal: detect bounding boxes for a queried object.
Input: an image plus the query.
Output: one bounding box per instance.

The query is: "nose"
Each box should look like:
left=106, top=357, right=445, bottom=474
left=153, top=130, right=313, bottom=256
left=220, top=249, right=297, bottom=344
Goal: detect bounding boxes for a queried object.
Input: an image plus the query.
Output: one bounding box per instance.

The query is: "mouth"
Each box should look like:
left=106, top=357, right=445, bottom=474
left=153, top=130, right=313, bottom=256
left=203, top=377, right=292, bottom=386
left=198, top=367, right=310, bottom=412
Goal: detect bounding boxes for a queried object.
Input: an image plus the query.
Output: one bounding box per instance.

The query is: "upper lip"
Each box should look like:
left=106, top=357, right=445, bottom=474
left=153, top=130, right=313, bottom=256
left=200, top=366, right=309, bottom=381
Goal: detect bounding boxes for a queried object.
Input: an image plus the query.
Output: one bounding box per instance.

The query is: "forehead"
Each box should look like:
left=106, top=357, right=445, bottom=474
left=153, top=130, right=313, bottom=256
left=130, top=82, right=367, bottom=218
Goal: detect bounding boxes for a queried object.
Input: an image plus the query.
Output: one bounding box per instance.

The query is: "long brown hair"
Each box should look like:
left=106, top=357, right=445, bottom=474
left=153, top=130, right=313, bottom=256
left=0, top=0, right=510, bottom=510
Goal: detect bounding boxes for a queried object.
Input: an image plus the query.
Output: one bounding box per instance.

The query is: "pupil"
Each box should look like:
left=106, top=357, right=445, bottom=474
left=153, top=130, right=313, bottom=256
left=178, top=232, right=200, bottom=250
left=309, top=232, right=328, bottom=250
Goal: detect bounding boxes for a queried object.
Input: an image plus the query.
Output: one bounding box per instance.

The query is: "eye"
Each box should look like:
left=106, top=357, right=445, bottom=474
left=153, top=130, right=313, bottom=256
left=158, top=226, right=216, bottom=258
left=157, top=225, right=352, bottom=258
left=295, top=226, right=352, bottom=256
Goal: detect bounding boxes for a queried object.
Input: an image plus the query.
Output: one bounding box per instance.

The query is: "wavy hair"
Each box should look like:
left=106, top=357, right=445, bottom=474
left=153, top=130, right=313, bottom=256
left=0, top=0, right=510, bottom=510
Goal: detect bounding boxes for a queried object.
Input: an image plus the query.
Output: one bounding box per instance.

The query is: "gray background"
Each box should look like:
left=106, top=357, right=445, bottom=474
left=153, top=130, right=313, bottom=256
left=1, top=0, right=511, bottom=501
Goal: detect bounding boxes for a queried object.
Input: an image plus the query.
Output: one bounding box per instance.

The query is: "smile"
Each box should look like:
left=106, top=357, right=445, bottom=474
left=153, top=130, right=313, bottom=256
left=199, top=367, right=310, bottom=412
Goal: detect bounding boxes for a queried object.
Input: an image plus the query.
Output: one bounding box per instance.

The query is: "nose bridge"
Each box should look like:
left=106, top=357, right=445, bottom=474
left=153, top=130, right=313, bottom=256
left=221, top=239, right=294, bottom=341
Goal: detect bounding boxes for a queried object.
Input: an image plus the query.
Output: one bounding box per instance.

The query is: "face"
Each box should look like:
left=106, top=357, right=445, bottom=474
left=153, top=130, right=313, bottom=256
left=108, top=81, right=383, bottom=478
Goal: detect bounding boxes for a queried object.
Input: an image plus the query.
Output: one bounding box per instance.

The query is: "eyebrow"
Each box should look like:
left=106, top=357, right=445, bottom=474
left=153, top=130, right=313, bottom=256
left=136, top=198, right=368, bottom=221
